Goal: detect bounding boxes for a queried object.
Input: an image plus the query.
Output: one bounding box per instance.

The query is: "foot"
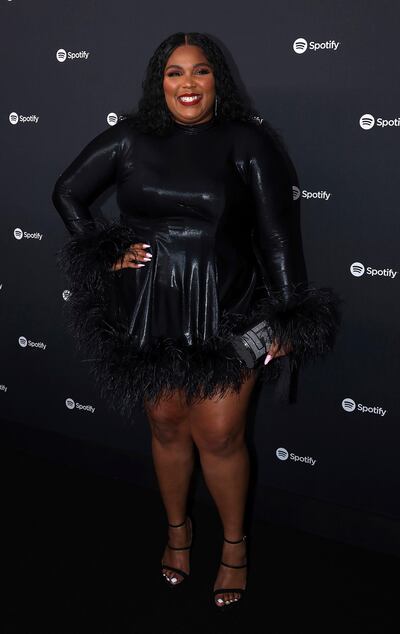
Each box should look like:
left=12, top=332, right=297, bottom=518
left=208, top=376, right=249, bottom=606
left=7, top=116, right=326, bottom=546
left=161, top=517, right=192, bottom=585
left=213, top=536, right=247, bottom=607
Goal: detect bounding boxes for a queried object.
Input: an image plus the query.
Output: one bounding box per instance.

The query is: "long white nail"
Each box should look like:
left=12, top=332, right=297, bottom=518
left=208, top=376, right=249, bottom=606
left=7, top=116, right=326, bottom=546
left=264, top=353, right=273, bottom=365
left=137, top=263, right=145, bottom=267
left=142, top=243, right=151, bottom=248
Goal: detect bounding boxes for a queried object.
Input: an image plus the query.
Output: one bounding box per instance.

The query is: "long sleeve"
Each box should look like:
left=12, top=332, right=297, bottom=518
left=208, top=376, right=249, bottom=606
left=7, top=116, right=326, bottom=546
left=243, top=121, right=342, bottom=399
left=53, top=120, right=141, bottom=336
left=52, top=122, right=124, bottom=237
left=246, top=124, right=308, bottom=306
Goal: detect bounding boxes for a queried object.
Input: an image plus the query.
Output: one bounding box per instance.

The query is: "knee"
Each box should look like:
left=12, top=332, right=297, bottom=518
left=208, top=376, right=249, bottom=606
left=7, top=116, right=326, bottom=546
left=148, top=412, right=189, bottom=446
left=192, top=421, right=244, bottom=456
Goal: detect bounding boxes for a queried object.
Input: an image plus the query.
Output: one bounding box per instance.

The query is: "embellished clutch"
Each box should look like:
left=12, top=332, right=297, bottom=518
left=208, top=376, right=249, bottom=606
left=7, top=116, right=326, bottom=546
left=228, top=319, right=274, bottom=368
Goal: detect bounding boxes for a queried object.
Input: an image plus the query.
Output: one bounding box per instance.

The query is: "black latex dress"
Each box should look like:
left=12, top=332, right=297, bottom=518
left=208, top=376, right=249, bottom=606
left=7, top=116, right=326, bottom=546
left=52, top=114, right=341, bottom=418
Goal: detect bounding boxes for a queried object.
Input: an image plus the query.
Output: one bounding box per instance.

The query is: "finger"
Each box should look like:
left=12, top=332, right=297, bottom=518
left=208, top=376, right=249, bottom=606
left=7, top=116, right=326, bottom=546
left=128, top=245, right=152, bottom=262
left=126, top=260, right=146, bottom=269
left=131, top=242, right=152, bottom=254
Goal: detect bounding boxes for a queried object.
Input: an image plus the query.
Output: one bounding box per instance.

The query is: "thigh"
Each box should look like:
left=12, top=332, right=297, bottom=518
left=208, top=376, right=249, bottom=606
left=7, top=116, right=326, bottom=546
left=143, top=388, right=191, bottom=427
left=187, top=368, right=261, bottom=441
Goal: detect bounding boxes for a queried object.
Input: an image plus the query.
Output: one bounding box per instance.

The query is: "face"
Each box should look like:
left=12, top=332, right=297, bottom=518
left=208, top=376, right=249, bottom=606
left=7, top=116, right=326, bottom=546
left=163, top=44, right=216, bottom=125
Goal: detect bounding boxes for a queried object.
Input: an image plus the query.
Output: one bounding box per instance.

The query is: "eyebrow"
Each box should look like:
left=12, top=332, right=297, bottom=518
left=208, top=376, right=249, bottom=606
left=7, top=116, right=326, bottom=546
left=165, top=62, right=212, bottom=71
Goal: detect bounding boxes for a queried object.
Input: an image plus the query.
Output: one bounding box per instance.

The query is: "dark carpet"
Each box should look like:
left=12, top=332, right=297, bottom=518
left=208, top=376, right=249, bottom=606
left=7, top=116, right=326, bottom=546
left=2, top=435, right=397, bottom=634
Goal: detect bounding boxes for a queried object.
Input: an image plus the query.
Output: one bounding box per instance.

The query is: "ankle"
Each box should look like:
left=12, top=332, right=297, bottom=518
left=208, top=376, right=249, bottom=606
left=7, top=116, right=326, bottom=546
left=167, top=515, right=188, bottom=528
left=223, top=533, right=246, bottom=543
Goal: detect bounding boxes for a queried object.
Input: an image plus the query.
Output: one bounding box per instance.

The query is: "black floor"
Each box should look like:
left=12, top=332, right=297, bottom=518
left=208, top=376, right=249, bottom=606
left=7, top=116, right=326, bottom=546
left=3, top=438, right=397, bottom=633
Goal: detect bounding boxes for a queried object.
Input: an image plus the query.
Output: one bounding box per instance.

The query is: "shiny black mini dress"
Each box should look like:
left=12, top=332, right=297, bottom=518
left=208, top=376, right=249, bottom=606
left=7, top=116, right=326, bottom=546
left=52, top=114, right=341, bottom=418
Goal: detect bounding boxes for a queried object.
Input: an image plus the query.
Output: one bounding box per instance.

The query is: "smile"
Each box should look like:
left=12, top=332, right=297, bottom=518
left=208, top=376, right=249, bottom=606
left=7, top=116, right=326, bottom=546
left=177, top=94, right=202, bottom=105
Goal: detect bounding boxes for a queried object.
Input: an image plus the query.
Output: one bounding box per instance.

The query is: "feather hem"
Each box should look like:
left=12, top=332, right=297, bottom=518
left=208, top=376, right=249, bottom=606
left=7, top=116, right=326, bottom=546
left=56, top=222, right=342, bottom=418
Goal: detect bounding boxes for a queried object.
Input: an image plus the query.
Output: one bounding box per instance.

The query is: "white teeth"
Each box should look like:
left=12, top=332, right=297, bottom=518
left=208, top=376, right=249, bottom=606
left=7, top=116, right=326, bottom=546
left=178, top=95, right=201, bottom=103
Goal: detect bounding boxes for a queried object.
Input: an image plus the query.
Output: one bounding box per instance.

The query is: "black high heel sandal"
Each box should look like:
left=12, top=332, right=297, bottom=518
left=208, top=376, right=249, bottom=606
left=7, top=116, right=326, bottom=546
left=161, top=516, right=193, bottom=587
left=213, top=535, right=247, bottom=610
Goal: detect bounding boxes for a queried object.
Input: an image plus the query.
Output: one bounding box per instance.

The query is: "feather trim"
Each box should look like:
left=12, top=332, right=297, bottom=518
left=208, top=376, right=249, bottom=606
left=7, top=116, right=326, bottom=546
left=56, top=222, right=342, bottom=418
left=246, top=283, right=343, bottom=366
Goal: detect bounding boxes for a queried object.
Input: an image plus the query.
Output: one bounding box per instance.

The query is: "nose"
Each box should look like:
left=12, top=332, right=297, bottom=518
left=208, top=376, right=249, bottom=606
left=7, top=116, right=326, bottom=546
left=181, top=73, right=197, bottom=89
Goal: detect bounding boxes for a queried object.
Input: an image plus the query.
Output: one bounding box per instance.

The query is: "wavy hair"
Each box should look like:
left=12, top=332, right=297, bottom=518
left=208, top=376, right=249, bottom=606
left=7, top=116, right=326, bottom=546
left=120, top=31, right=286, bottom=149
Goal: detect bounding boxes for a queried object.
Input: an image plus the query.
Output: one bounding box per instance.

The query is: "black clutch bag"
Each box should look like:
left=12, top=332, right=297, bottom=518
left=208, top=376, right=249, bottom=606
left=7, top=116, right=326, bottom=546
left=228, top=319, right=274, bottom=368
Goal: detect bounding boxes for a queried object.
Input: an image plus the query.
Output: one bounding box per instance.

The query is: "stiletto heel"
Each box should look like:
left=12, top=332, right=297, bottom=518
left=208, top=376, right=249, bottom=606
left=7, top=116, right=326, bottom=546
left=161, top=516, right=193, bottom=587
left=213, top=535, right=247, bottom=610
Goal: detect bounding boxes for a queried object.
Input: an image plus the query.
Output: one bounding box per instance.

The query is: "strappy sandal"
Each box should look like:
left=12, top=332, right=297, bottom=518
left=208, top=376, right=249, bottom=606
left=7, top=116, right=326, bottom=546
left=161, top=516, right=193, bottom=587
left=213, top=535, right=247, bottom=610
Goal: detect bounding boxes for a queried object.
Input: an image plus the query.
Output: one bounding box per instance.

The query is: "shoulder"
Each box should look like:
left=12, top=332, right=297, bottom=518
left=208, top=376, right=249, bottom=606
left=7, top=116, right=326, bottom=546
left=223, top=117, right=281, bottom=158
left=89, top=116, right=139, bottom=146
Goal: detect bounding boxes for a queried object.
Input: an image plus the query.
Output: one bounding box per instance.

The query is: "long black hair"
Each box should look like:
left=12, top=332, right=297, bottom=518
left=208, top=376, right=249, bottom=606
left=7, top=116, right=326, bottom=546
left=120, top=31, right=285, bottom=149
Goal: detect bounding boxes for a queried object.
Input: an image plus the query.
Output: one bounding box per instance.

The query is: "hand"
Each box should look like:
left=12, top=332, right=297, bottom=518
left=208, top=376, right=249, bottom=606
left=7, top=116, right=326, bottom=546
left=110, top=242, right=152, bottom=271
left=264, top=340, right=293, bottom=365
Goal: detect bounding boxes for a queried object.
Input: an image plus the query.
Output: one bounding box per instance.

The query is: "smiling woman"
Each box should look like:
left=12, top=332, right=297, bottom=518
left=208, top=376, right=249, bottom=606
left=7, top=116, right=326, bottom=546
left=163, top=45, right=215, bottom=125
left=52, top=31, right=341, bottom=611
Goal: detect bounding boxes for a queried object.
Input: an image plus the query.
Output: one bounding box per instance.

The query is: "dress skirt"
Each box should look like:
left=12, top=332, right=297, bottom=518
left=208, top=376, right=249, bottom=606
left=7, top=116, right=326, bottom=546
left=57, top=220, right=342, bottom=420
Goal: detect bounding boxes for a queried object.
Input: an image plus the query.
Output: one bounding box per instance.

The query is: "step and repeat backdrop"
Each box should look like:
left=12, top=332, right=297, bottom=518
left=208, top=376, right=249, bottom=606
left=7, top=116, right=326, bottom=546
left=1, top=1, right=399, bottom=523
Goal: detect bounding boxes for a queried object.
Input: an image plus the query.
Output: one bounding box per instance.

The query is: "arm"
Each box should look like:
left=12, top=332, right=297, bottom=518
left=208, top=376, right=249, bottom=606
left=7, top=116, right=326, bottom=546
left=53, top=120, right=141, bottom=287
left=52, top=122, right=124, bottom=236
left=244, top=122, right=342, bottom=379
left=247, top=125, right=309, bottom=306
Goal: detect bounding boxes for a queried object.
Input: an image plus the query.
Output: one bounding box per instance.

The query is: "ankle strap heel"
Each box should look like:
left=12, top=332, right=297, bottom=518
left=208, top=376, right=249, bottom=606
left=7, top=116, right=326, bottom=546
left=161, top=516, right=193, bottom=587
left=168, top=519, right=187, bottom=528
left=213, top=534, right=248, bottom=609
left=223, top=535, right=247, bottom=544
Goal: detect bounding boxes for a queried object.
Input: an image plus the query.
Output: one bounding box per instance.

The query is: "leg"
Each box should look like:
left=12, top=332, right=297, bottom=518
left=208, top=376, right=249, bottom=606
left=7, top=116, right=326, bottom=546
left=144, top=389, right=195, bottom=585
left=188, top=368, right=261, bottom=606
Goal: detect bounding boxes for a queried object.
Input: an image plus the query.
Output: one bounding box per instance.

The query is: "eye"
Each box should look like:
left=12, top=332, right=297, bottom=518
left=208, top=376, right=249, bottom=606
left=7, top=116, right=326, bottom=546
left=166, top=68, right=211, bottom=77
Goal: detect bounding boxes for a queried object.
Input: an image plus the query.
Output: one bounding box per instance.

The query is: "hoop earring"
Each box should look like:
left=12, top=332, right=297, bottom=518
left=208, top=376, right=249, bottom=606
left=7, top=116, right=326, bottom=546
left=214, top=95, right=218, bottom=117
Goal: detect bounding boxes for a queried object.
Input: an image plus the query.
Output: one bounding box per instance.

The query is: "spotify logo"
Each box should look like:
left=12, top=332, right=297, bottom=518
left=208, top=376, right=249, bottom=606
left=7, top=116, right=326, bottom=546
left=13, top=228, right=43, bottom=240
left=9, top=112, right=39, bottom=124
left=66, top=398, right=75, bottom=409
left=107, top=112, right=119, bottom=126
left=56, top=48, right=90, bottom=62
left=359, top=114, right=375, bottom=130
left=350, top=262, right=365, bottom=277
left=360, top=113, right=400, bottom=130
left=292, top=186, right=332, bottom=201
left=276, top=448, right=289, bottom=461
left=293, top=38, right=308, bottom=54
left=18, top=336, right=28, bottom=348
left=65, top=397, right=96, bottom=414
left=56, top=49, right=67, bottom=62
left=276, top=447, right=317, bottom=466
left=350, top=261, right=397, bottom=279
left=342, top=398, right=356, bottom=412
left=342, top=398, right=387, bottom=417
left=18, top=337, right=47, bottom=350
left=293, top=38, right=340, bottom=54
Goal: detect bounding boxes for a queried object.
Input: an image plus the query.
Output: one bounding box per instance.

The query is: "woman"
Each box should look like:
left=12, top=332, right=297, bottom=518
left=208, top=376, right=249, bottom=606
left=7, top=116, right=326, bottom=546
left=52, top=32, right=341, bottom=610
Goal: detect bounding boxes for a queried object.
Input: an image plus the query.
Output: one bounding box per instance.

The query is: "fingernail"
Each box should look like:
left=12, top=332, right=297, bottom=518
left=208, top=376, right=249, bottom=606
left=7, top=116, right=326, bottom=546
left=138, top=263, right=145, bottom=267
left=142, top=243, right=151, bottom=248
left=264, top=353, right=273, bottom=365
left=146, top=253, right=153, bottom=258
left=143, top=257, right=151, bottom=261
